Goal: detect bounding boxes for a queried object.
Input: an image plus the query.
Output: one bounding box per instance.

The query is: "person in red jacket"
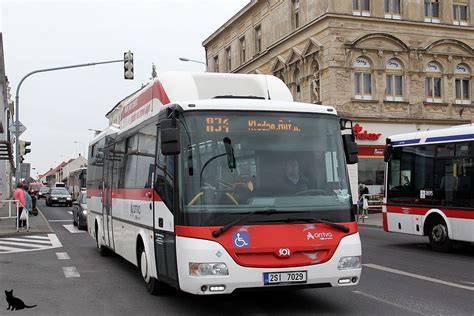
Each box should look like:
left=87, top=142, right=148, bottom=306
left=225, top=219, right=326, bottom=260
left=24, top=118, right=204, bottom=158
left=14, top=183, right=26, bottom=228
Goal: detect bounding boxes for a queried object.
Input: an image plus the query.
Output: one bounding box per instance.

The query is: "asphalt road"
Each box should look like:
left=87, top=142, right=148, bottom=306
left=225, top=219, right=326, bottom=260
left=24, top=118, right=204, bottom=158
left=0, top=200, right=473, bottom=315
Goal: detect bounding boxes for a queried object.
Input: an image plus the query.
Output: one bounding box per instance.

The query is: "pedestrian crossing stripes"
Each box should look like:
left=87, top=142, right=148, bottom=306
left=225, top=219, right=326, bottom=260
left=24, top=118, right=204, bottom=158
left=0, top=234, right=62, bottom=254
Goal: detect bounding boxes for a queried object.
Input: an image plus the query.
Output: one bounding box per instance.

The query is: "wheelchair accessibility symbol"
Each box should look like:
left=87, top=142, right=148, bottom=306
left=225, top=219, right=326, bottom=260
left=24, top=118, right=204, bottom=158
left=232, top=232, right=250, bottom=248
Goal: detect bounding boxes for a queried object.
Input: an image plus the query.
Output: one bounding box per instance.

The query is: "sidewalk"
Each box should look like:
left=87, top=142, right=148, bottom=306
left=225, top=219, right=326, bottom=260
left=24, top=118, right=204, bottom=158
left=357, top=211, right=383, bottom=228
left=0, top=201, right=53, bottom=237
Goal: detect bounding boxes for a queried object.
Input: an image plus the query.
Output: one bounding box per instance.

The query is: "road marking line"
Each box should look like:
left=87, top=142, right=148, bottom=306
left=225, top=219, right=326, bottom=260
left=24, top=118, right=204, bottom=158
left=364, top=263, right=474, bottom=291
left=62, top=266, right=80, bottom=278
left=461, top=281, right=474, bottom=285
left=0, top=241, right=51, bottom=247
left=48, top=234, right=63, bottom=248
left=49, top=220, right=72, bottom=222
left=68, top=211, right=73, bottom=215
left=62, top=224, right=86, bottom=234
left=352, top=291, right=423, bottom=315
left=0, top=245, right=26, bottom=252
left=56, top=252, right=70, bottom=260
left=21, top=235, right=50, bottom=240
left=1, top=238, right=52, bottom=244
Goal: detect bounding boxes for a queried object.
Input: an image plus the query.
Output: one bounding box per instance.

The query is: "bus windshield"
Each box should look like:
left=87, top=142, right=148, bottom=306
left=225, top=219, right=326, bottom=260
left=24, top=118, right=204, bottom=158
left=178, top=111, right=352, bottom=226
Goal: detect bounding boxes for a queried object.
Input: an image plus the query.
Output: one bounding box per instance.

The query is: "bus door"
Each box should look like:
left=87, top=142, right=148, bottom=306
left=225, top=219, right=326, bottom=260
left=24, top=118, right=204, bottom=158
left=102, top=145, right=115, bottom=250
left=153, top=131, right=179, bottom=287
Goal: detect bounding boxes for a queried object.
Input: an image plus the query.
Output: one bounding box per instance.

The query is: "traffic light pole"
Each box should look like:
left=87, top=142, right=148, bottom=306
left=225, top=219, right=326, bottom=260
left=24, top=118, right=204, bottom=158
left=14, top=58, right=128, bottom=181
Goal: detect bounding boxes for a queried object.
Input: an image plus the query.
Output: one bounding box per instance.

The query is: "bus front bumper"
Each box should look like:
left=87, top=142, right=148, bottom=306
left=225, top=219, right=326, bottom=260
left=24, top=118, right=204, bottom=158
left=175, top=233, right=362, bottom=295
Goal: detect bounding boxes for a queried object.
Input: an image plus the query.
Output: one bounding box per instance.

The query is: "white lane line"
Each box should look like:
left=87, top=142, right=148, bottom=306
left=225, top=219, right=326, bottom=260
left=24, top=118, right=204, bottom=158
left=67, top=211, right=72, bottom=215
left=0, top=245, right=25, bottom=252
left=62, top=266, right=80, bottom=278
left=56, top=252, right=70, bottom=260
left=364, top=263, right=474, bottom=291
left=21, top=235, right=50, bottom=240
left=0, top=238, right=52, bottom=244
left=0, top=241, right=51, bottom=247
left=461, top=281, right=474, bottom=285
left=48, top=234, right=63, bottom=248
left=49, top=220, right=72, bottom=222
left=352, top=291, right=423, bottom=315
left=63, top=225, right=86, bottom=234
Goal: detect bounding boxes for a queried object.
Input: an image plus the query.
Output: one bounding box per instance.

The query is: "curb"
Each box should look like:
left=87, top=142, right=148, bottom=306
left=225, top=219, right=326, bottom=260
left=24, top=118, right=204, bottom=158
left=37, top=206, right=55, bottom=234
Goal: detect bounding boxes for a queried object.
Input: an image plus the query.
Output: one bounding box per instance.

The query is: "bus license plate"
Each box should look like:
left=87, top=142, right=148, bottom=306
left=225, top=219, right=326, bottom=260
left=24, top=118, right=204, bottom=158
left=263, top=271, right=307, bottom=285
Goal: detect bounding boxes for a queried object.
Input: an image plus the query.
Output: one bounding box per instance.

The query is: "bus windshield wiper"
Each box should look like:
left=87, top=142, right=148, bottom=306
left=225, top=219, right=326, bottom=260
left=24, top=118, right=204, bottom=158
left=252, top=217, right=350, bottom=233
left=212, top=209, right=298, bottom=238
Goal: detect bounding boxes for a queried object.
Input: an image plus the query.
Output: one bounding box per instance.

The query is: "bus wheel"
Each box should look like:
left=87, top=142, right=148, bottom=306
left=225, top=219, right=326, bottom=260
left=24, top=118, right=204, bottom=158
left=137, top=240, right=167, bottom=295
left=95, top=223, right=109, bottom=257
left=428, top=218, right=452, bottom=252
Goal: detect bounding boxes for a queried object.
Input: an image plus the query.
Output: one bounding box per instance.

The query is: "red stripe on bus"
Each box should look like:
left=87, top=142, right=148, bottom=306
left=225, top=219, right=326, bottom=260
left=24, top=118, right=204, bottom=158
left=87, top=188, right=161, bottom=201
left=121, top=80, right=170, bottom=119
left=387, top=205, right=474, bottom=219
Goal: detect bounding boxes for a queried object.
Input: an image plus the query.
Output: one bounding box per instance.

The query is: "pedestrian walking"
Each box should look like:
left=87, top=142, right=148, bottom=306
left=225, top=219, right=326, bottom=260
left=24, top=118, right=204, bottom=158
left=358, top=183, right=369, bottom=219
left=23, top=184, right=33, bottom=214
left=14, top=183, right=27, bottom=228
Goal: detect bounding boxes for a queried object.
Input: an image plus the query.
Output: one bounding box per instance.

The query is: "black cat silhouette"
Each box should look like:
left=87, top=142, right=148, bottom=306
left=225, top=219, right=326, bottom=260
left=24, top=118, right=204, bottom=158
left=5, top=289, right=37, bottom=311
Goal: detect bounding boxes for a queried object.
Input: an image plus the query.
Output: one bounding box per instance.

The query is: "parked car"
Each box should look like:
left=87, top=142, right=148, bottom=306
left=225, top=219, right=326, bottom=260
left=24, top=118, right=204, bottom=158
left=46, top=187, right=73, bottom=206
left=72, top=191, right=87, bottom=230
left=38, top=186, right=50, bottom=199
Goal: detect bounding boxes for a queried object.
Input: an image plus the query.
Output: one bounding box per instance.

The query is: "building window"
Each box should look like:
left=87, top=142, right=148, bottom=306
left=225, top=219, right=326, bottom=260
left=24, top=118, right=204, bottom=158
left=455, top=63, right=471, bottom=104
left=353, top=0, right=371, bottom=16
left=453, top=3, right=468, bottom=26
left=293, top=68, right=302, bottom=101
left=354, top=57, right=373, bottom=100
left=226, top=47, right=231, bottom=72
left=239, top=37, right=246, bottom=64
left=385, top=0, right=401, bottom=19
left=425, top=61, right=442, bottom=103
left=213, top=55, right=219, bottom=73
left=254, top=25, right=262, bottom=54
left=386, top=58, right=404, bottom=101
left=292, top=0, right=300, bottom=29
left=424, top=0, right=440, bottom=23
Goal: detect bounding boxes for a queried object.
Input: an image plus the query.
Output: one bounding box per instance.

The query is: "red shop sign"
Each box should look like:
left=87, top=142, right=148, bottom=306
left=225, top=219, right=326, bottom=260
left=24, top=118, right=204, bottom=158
left=353, top=124, right=382, bottom=141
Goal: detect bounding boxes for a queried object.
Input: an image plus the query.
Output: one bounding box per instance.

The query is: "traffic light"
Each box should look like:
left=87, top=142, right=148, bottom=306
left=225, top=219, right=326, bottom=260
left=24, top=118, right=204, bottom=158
left=19, top=140, right=31, bottom=156
left=124, top=51, right=134, bottom=80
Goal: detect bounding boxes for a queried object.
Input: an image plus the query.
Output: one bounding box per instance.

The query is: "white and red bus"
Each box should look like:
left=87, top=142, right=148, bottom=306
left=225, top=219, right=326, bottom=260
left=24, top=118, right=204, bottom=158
left=384, top=121, right=474, bottom=251
left=87, top=72, right=361, bottom=295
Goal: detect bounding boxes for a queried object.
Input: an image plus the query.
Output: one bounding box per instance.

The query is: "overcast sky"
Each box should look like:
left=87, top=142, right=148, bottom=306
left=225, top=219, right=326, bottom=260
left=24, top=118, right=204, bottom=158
left=1, top=0, right=249, bottom=178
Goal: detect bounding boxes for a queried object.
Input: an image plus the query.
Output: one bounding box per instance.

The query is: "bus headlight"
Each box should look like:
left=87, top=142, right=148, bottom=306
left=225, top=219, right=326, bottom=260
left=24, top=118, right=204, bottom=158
left=189, top=263, right=229, bottom=276
left=338, top=256, right=361, bottom=270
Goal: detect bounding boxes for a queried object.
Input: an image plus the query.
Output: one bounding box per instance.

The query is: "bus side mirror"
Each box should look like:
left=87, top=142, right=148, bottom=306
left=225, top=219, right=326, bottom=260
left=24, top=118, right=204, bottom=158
left=384, top=138, right=392, bottom=162
left=160, top=118, right=180, bottom=155
left=342, top=134, right=358, bottom=164
left=384, top=146, right=392, bottom=162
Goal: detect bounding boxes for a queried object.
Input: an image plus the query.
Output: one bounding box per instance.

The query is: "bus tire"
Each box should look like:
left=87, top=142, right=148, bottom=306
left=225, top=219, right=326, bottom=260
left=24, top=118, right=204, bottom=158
left=428, top=217, right=452, bottom=252
left=95, top=222, right=109, bottom=257
left=137, top=239, right=168, bottom=295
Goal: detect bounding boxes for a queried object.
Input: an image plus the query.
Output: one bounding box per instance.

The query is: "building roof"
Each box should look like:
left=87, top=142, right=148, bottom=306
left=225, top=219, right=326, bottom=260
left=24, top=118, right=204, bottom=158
left=202, top=0, right=256, bottom=46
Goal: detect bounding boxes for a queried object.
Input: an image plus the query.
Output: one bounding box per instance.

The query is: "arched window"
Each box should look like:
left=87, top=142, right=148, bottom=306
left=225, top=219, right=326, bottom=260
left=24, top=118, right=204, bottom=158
left=354, top=57, right=372, bottom=100
left=455, top=63, right=471, bottom=104
left=425, top=61, right=443, bottom=103
left=386, top=58, right=404, bottom=101
left=293, top=68, right=301, bottom=101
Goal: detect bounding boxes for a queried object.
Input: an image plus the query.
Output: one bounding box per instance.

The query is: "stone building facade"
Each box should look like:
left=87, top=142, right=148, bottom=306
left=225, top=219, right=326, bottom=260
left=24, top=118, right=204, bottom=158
left=203, top=0, right=474, bottom=193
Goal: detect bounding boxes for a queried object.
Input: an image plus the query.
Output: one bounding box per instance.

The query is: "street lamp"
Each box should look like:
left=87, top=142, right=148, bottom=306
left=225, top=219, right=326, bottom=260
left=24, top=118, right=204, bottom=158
left=74, top=141, right=85, bottom=157
left=179, top=57, right=207, bottom=71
